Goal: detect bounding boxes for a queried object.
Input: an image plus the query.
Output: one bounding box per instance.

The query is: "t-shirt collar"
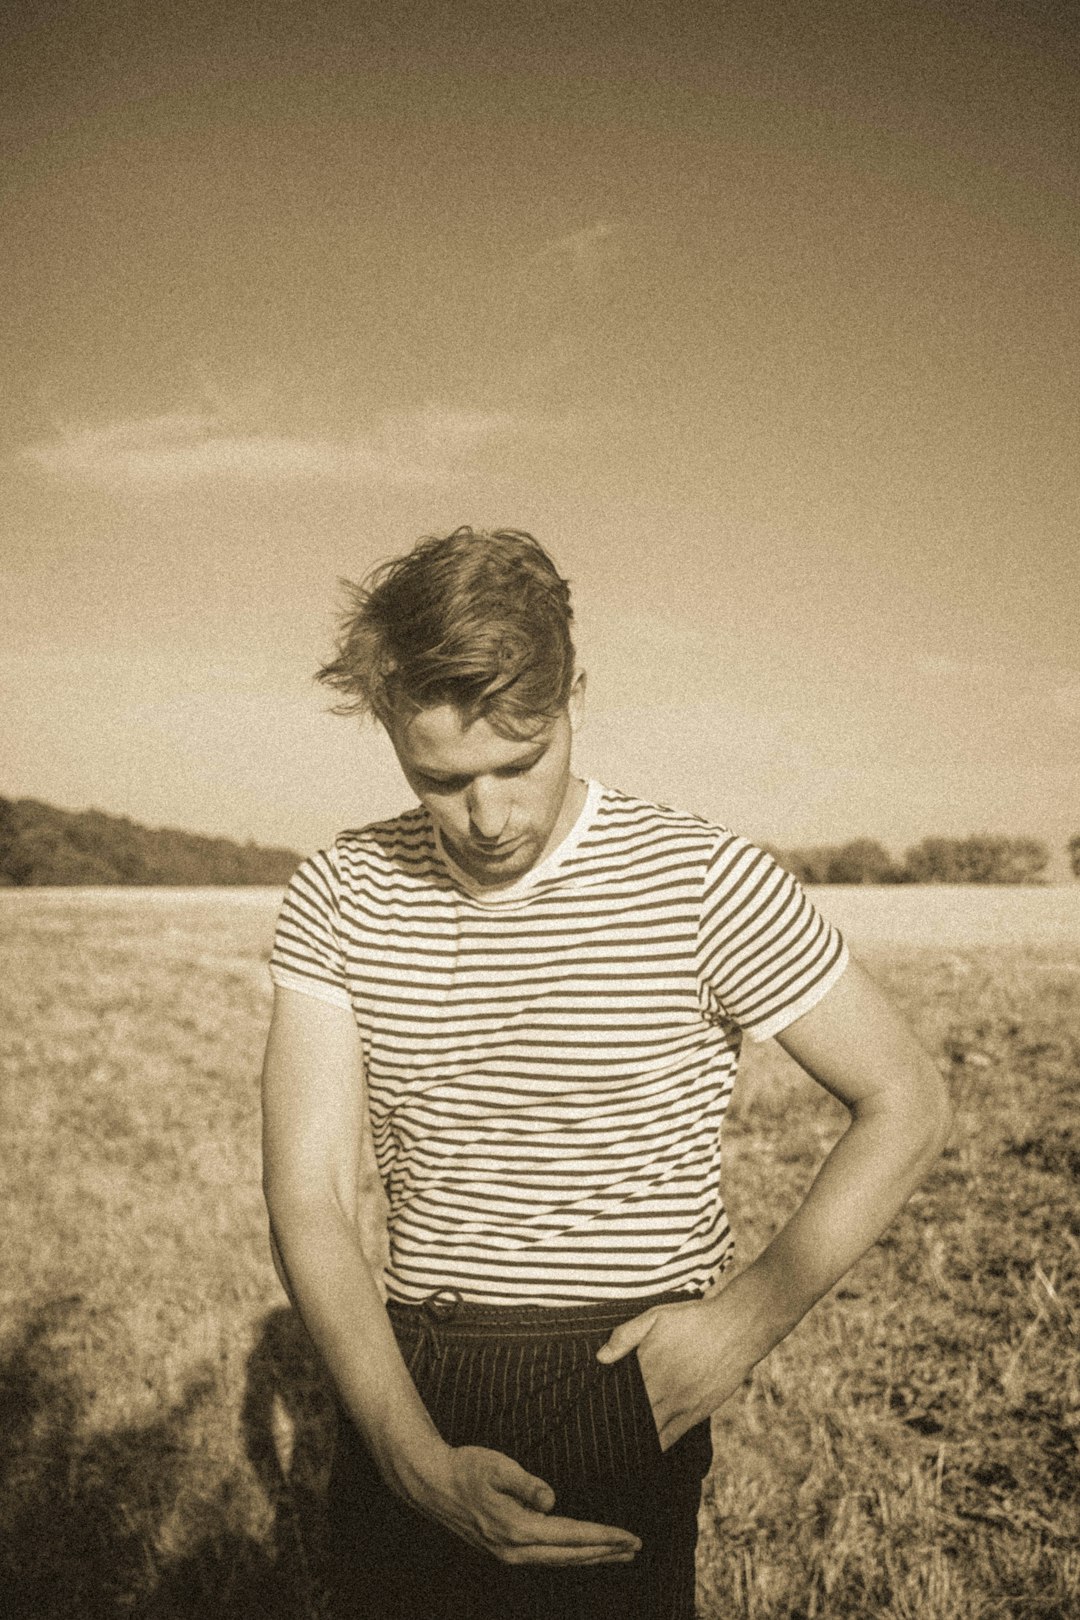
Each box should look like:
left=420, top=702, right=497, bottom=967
left=433, top=779, right=602, bottom=902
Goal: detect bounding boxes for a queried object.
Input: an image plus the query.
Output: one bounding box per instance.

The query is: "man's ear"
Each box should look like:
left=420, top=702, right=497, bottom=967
left=568, top=670, right=587, bottom=732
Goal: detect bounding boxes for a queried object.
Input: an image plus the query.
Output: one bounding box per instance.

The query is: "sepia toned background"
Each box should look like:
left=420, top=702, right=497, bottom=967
left=2, top=4, right=1078, bottom=1618
left=2, top=0, right=1077, bottom=872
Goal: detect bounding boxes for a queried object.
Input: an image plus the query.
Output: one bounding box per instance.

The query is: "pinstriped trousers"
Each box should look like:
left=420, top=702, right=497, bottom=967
left=326, top=1291, right=713, bottom=1619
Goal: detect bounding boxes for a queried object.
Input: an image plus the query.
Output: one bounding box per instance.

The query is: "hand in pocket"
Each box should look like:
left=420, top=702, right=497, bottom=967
left=597, top=1296, right=753, bottom=1453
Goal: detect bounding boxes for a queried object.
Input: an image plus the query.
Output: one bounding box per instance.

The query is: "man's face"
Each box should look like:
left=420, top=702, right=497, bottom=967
left=387, top=677, right=585, bottom=889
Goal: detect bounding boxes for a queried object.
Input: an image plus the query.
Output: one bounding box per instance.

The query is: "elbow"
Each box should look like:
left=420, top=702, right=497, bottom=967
left=263, top=1174, right=321, bottom=1234
left=262, top=1163, right=311, bottom=1247
left=263, top=1174, right=355, bottom=1247
left=860, top=1062, right=954, bottom=1178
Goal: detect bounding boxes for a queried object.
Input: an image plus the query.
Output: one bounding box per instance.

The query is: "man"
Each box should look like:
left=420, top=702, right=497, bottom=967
left=262, top=527, right=951, bottom=1619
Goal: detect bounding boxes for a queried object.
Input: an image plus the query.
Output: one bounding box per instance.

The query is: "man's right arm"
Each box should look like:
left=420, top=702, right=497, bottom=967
left=260, top=985, right=641, bottom=1567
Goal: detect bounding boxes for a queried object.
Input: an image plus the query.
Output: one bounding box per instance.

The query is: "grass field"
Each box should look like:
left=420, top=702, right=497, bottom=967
left=1, top=889, right=1077, bottom=1618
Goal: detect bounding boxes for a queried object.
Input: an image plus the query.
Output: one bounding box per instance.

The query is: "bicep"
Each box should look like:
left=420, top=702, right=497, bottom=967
left=774, top=955, right=949, bottom=1124
left=261, top=985, right=367, bottom=1221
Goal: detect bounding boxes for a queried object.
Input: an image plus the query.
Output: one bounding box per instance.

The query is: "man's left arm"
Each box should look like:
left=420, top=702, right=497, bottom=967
left=596, top=957, right=954, bottom=1450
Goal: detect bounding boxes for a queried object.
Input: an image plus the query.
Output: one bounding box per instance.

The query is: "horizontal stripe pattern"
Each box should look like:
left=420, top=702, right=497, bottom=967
left=269, top=783, right=847, bottom=1303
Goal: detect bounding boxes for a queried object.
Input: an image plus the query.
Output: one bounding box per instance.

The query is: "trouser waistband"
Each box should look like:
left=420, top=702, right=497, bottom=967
left=386, top=1288, right=701, bottom=1345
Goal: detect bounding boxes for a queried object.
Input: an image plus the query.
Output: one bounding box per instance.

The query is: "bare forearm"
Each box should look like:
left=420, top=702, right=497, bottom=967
left=267, top=1196, right=443, bottom=1495
left=600, top=969, right=955, bottom=1448
left=714, top=1099, right=951, bottom=1356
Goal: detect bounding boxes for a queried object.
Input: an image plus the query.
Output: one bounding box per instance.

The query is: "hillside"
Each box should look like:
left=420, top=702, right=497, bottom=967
left=0, top=796, right=301, bottom=886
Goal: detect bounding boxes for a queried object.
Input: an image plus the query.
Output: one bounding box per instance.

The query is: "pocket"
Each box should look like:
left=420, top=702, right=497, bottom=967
left=626, top=1346, right=665, bottom=1459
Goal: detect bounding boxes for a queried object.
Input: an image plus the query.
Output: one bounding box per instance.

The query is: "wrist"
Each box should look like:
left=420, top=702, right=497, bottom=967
left=354, top=1408, right=451, bottom=1503
left=705, top=1256, right=807, bottom=1362
left=394, top=1435, right=455, bottom=1508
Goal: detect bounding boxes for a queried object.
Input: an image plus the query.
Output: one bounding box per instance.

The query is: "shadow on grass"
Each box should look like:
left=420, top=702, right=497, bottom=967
left=0, top=1300, right=337, bottom=1620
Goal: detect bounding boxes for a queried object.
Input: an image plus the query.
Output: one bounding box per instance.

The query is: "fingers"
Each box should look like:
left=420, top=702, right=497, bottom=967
left=486, top=1509, right=642, bottom=1567
left=488, top=1453, right=555, bottom=1512
left=485, top=1473, right=641, bottom=1561
left=513, top=1511, right=640, bottom=1552
left=595, top=1306, right=657, bottom=1364
left=487, top=1478, right=640, bottom=1553
left=497, top=1541, right=639, bottom=1567
left=447, top=1446, right=642, bottom=1566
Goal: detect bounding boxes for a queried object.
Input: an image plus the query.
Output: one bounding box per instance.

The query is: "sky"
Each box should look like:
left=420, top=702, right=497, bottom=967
left=3, top=0, right=1078, bottom=874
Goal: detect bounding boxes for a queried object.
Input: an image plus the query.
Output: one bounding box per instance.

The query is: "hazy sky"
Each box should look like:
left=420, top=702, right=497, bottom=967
left=3, top=0, right=1077, bottom=872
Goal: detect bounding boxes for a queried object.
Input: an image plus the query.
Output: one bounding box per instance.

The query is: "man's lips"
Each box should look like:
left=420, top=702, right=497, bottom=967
left=468, top=836, right=523, bottom=860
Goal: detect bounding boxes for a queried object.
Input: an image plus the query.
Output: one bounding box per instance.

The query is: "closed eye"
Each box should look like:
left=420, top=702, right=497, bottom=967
left=417, top=774, right=470, bottom=793
left=416, top=752, right=544, bottom=793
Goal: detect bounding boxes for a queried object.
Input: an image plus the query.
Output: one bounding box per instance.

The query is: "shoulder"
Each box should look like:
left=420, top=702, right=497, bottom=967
left=588, top=784, right=736, bottom=867
left=333, top=804, right=430, bottom=864
left=698, top=828, right=817, bottom=924
left=320, top=805, right=450, bottom=903
left=587, top=786, right=800, bottom=896
left=592, top=784, right=727, bottom=847
left=282, top=806, right=433, bottom=896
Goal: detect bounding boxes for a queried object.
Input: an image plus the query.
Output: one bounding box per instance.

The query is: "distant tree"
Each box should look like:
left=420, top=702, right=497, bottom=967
left=29, top=839, right=119, bottom=885
left=0, top=795, right=301, bottom=885
left=0, top=799, right=115, bottom=883
left=824, top=839, right=899, bottom=884
left=1003, top=838, right=1051, bottom=884
left=772, top=846, right=835, bottom=884
left=1069, top=834, right=1080, bottom=878
left=901, top=834, right=1049, bottom=884
left=766, top=840, right=899, bottom=883
left=65, top=809, right=150, bottom=881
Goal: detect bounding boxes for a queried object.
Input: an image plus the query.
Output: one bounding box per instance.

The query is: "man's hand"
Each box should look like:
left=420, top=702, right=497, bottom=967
left=408, top=1443, right=642, bottom=1566
left=595, top=1292, right=763, bottom=1452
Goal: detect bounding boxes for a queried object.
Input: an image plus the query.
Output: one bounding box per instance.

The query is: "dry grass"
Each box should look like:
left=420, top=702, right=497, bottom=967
left=0, top=894, right=1077, bottom=1618
left=709, top=948, right=1080, bottom=1619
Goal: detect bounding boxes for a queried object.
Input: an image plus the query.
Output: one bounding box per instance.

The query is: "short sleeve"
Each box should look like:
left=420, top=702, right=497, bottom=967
left=269, top=848, right=352, bottom=1010
left=697, top=834, right=848, bottom=1042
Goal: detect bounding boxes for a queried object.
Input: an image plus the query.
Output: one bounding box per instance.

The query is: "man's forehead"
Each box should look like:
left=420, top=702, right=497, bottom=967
left=394, top=704, right=554, bottom=771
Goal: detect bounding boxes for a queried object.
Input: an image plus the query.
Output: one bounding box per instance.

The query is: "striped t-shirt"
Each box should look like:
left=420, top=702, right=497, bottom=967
left=269, top=781, right=848, bottom=1305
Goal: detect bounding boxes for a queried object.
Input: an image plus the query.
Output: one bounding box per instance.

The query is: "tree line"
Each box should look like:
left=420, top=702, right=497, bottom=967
left=1, top=796, right=1076, bottom=886
left=765, top=835, right=1063, bottom=885
left=0, top=798, right=301, bottom=886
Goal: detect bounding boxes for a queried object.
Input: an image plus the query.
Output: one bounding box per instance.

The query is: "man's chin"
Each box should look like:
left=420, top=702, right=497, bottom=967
left=452, top=838, right=535, bottom=886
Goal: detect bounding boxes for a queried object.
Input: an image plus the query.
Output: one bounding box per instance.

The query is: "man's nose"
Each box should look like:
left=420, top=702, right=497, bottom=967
left=466, top=779, right=510, bottom=841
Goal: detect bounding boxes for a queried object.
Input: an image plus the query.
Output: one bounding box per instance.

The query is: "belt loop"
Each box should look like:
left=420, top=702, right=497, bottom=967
left=424, top=1287, right=464, bottom=1322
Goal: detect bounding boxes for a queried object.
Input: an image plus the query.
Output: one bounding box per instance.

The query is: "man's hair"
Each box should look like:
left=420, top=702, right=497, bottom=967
left=316, top=527, right=576, bottom=736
